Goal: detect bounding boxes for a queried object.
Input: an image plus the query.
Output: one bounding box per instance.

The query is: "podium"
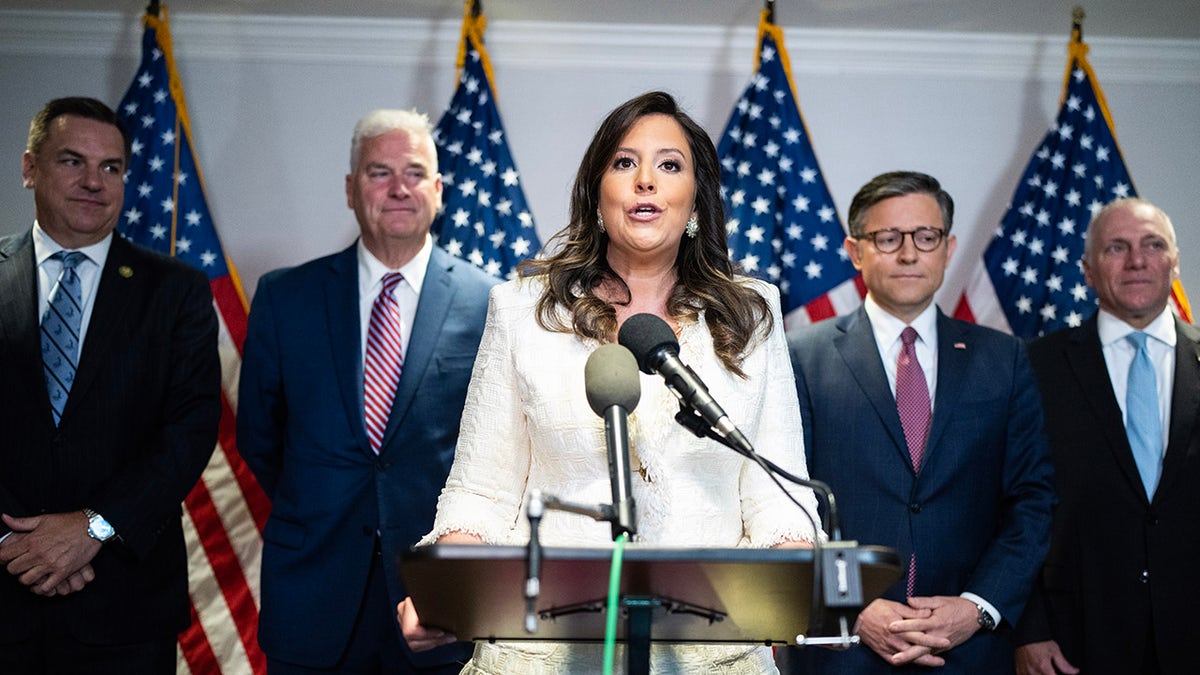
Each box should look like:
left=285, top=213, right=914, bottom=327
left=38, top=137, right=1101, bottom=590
left=401, top=543, right=901, bottom=668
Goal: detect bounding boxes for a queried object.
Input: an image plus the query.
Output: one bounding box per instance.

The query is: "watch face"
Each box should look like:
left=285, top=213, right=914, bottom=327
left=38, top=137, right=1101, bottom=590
left=89, top=516, right=114, bottom=541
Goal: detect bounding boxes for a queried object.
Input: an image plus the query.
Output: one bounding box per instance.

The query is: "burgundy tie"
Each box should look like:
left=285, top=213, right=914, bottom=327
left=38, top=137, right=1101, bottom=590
left=364, top=273, right=405, bottom=454
left=896, top=326, right=931, bottom=596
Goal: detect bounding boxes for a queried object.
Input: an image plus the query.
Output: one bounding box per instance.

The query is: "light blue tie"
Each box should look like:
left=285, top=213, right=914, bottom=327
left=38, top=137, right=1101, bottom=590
left=41, top=250, right=87, bottom=426
left=1125, top=332, right=1162, bottom=498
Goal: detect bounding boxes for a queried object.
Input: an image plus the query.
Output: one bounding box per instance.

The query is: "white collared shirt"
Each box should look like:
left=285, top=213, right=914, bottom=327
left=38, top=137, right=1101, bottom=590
left=1098, top=307, right=1176, bottom=453
left=33, top=222, right=113, bottom=346
left=357, top=234, right=433, bottom=368
left=863, top=297, right=939, bottom=409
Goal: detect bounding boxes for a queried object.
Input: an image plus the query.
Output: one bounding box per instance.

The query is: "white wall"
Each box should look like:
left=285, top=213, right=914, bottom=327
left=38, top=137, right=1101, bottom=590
left=2, top=9, right=1198, bottom=312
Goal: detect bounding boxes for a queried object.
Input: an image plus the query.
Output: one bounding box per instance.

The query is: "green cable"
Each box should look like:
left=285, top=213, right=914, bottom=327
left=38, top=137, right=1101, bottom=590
left=602, top=532, right=628, bottom=675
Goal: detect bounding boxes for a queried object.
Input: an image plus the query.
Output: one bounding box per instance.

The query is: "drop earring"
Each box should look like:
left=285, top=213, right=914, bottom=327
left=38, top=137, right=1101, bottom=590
left=597, top=209, right=606, bottom=233
left=685, top=215, right=699, bottom=238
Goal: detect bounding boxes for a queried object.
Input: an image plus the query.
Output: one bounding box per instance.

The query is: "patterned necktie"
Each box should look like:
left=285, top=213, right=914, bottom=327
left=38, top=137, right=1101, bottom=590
left=1125, top=332, right=1162, bottom=498
left=41, top=250, right=88, bottom=426
left=895, top=326, right=931, bottom=596
left=364, top=273, right=405, bottom=454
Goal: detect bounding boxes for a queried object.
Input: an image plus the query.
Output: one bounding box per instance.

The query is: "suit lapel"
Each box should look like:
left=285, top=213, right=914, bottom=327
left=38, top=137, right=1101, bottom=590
left=1068, top=316, right=1148, bottom=500
left=0, top=233, right=50, bottom=424
left=1157, top=318, right=1200, bottom=499
left=925, top=312, right=968, bottom=462
left=379, top=248, right=458, bottom=453
left=63, top=236, right=139, bottom=422
left=833, top=308, right=912, bottom=469
left=325, top=245, right=373, bottom=455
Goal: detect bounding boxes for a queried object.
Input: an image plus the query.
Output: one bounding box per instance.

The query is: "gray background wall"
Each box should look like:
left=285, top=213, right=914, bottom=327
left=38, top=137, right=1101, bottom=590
left=2, top=1, right=1198, bottom=312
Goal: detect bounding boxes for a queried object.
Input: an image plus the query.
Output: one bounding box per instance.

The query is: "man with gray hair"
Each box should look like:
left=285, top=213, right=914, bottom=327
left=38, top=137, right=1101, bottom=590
left=239, top=109, right=496, bottom=673
left=1014, top=198, right=1200, bottom=675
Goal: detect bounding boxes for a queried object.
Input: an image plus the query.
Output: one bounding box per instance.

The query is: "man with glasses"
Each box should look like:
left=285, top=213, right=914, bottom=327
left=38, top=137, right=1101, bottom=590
left=784, top=171, right=1054, bottom=673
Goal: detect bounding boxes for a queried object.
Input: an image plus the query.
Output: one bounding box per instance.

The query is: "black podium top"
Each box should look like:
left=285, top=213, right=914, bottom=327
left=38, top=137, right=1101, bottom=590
left=401, top=544, right=901, bottom=644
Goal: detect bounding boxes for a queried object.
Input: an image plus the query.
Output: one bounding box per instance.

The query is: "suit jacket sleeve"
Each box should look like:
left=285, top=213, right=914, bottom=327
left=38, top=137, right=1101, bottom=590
left=90, top=262, right=221, bottom=559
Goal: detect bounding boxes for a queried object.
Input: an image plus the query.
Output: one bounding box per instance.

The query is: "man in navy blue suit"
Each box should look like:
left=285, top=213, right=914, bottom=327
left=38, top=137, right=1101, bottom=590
left=238, top=109, right=496, bottom=674
left=786, top=171, right=1054, bottom=673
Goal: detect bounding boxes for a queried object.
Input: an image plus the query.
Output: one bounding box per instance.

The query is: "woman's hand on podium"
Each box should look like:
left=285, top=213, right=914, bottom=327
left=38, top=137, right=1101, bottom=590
left=397, top=597, right=458, bottom=652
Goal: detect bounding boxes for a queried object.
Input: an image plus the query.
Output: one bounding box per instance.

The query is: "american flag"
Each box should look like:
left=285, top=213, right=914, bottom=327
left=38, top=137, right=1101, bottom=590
left=717, top=10, right=863, bottom=328
left=955, top=37, right=1192, bottom=335
left=431, top=4, right=540, bottom=280
left=116, top=8, right=269, bottom=674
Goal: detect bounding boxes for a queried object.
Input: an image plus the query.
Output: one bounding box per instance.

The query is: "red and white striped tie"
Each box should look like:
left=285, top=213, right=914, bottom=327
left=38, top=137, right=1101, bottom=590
left=364, top=272, right=405, bottom=454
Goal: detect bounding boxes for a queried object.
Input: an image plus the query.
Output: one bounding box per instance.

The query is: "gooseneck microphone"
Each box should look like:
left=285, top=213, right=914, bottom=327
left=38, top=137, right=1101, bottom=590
left=584, top=343, right=641, bottom=540
left=617, top=313, right=754, bottom=455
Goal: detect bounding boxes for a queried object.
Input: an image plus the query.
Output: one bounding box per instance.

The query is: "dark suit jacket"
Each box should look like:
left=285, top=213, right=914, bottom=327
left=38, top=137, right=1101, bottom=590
left=1014, top=314, right=1200, bottom=674
left=238, top=242, right=496, bottom=669
left=786, top=307, right=1054, bottom=674
left=0, top=231, right=220, bottom=644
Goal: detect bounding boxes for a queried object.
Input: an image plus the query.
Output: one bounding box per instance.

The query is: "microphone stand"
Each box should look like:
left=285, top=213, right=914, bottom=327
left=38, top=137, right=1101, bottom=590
left=673, top=404, right=861, bottom=648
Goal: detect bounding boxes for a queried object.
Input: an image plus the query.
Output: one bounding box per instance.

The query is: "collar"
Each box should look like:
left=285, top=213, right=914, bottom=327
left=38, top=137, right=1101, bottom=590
left=864, top=295, right=939, bottom=347
left=357, top=234, right=433, bottom=298
left=1097, top=307, right=1177, bottom=349
left=32, top=221, right=113, bottom=268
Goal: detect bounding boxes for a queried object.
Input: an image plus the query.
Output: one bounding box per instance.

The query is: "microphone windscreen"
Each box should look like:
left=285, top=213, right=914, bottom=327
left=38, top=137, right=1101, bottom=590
left=617, top=313, right=678, bottom=374
left=584, top=343, right=641, bottom=416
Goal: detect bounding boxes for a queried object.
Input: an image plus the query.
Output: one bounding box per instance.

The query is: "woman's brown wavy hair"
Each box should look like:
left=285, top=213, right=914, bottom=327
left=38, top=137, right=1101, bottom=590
left=518, top=91, right=771, bottom=377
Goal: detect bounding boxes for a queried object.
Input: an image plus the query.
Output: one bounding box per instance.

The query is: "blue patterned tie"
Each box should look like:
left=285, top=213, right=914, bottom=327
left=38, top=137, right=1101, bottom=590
left=41, top=251, right=87, bottom=426
left=1125, top=332, right=1162, bottom=498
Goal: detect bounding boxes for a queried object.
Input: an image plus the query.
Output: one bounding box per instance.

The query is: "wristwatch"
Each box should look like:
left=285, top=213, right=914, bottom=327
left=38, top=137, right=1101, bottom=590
left=84, top=508, right=115, bottom=542
left=976, top=603, right=997, bottom=631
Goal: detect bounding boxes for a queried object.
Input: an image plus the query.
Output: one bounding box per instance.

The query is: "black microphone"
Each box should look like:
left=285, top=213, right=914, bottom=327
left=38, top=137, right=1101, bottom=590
left=618, top=313, right=754, bottom=455
left=584, top=343, right=640, bottom=540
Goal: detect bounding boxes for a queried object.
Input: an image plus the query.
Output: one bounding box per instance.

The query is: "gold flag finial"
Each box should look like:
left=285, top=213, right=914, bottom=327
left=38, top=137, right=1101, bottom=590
left=1071, top=6, right=1086, bottom=43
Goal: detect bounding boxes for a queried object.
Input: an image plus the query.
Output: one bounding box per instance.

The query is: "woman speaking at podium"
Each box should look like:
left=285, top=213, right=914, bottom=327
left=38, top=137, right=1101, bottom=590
left=399, top=91, right=821, bottom=673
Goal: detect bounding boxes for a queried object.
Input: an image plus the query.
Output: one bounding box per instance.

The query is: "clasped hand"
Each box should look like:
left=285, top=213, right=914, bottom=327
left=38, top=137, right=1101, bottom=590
left=854, top=595, right=979, bottom=667
left=0, top=512, right=101, bottom=596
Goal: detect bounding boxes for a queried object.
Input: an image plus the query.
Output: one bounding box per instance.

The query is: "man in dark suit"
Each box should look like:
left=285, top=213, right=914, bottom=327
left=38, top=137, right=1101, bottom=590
left=0, top=97, right=220, bottom=672
left=1014, top=198, right=1199, bottom=675
left=238, top=108, right=496, bottom=674
left=786, top=171, right=1054, bottom=673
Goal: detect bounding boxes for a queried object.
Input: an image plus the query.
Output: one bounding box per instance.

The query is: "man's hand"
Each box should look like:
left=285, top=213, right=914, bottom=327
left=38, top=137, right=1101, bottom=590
left=854, top=598, right=951, bottom=666
left=1015, top=640, right=1079, bottom=675
left=890, top=596, right=980, bottom=656
left=0, top=512, right=103, bottom=595
left=397, top=597, right=458, bottom=652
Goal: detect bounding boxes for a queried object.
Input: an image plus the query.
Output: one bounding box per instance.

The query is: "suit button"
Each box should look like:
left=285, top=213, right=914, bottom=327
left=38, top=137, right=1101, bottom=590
left=909, top=503, right=921, bottom=513
left=1140, top=569, right=1150, bottom=583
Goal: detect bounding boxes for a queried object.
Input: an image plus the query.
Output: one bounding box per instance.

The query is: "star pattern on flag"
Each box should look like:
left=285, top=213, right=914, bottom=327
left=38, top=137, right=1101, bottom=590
left=717, top=33, right=858, bottom=319
left=116, top=33, right=227, bottom=281
left=981, top=59, right=1135, bottom=337
left=432, top=46, right=540, bottom=280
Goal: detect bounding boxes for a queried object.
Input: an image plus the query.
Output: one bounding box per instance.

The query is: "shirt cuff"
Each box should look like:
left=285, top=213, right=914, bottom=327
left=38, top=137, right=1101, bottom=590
left=960, top=592, right=1001, bottom=629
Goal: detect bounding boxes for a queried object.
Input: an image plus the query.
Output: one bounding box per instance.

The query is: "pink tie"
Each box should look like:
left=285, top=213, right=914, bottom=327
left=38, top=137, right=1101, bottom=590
left=896, top=326, right=930, bottom=596
left=364, top=273, right=405, bottom=454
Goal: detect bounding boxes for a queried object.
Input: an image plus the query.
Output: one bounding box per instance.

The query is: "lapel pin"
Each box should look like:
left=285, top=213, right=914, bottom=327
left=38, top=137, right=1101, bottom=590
left=119, top=266, right=133, bottom=278
left=954, top=342, right=966, bottom=349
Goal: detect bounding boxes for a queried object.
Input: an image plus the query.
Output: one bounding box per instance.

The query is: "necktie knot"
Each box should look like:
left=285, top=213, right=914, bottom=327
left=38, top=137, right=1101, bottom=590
left=1126, top=331, right=1149, bottom=351
left=380, top=272, right=404, bottom=296
left=54, top=250, right=87, bottom=271
left=901, top=326, right=918, bottom=347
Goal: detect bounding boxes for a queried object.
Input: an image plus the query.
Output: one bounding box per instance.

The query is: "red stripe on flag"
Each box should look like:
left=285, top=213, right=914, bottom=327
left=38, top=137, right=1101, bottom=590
left=853, top=275, right=867, bottom=298
left=804, top=294, right=836, bottom=323
left=212, top=275, right=247, bottom=354
left=185, top=476, right=267, bottom=673
left=180, top=602, right=222, bottom=675
left=952, top=295, right=976, bottom=323
left=216, top=391, right=271, bottom=530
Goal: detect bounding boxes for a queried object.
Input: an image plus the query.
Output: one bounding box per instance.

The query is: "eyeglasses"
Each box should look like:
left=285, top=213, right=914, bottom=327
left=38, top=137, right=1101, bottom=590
left=855, top=227, right=946, bottom=253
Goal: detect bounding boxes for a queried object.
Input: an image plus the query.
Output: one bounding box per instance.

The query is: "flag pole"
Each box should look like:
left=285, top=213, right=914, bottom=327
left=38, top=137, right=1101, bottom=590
left=764, top=0, right=775, bottom=25
left=147, top=0, right=160, bottom=18
left=1071, top=5, right=1084, bottom=43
